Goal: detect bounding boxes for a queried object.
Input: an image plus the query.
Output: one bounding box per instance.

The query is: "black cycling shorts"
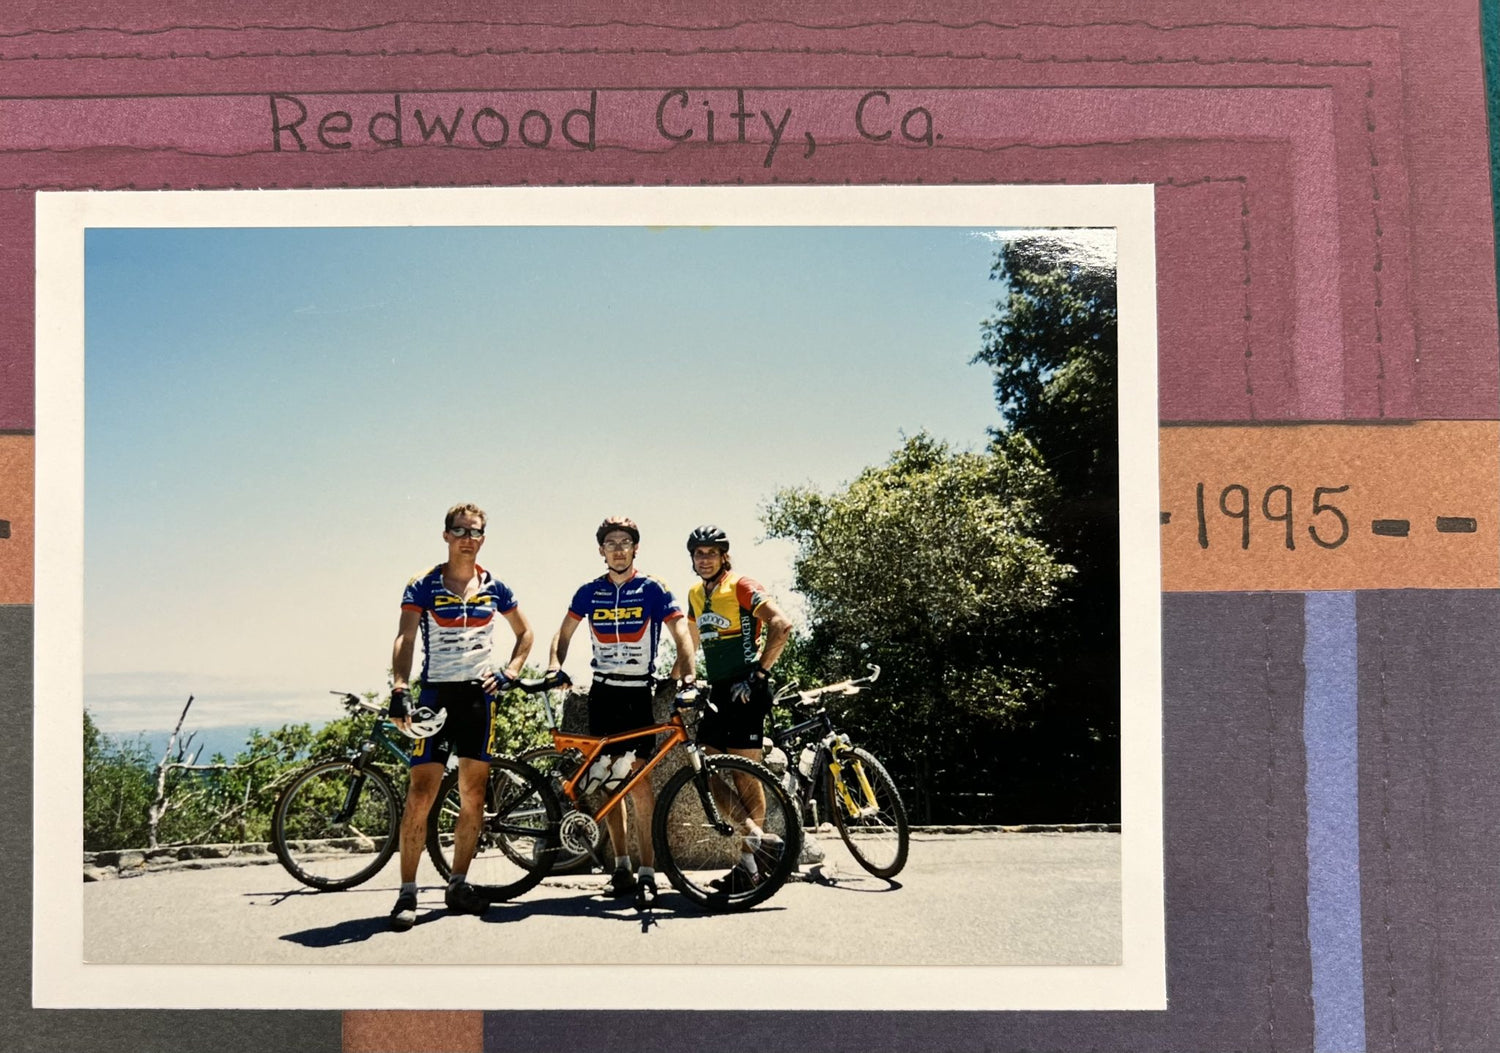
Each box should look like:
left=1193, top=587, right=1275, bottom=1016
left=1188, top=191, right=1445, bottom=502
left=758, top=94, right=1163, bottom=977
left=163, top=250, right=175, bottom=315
left=407, top=680, right=496, bottom=767
left=694, top=677, right=772, bottom=751
left=587, top=681, right=660, bottom=758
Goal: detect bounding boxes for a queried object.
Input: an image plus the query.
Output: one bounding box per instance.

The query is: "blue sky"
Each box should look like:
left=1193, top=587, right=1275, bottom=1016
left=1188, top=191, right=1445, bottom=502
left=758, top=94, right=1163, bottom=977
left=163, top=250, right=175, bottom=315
left=84, top=224, right=1017, bottom=733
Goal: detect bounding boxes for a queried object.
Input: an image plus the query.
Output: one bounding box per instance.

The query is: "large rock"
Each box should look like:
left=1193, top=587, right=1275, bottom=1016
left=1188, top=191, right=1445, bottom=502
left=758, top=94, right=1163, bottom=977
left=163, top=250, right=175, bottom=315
left=177, top=843, right=232, bottom=860
left=93, top=849, right=146, bottom=870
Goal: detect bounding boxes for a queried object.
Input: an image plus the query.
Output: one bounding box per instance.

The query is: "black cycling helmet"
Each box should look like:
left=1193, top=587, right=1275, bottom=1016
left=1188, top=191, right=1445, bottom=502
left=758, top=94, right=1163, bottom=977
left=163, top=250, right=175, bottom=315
left=596, top=516, right=640, bottom=545
left=686, top=524, right=730, bottom=554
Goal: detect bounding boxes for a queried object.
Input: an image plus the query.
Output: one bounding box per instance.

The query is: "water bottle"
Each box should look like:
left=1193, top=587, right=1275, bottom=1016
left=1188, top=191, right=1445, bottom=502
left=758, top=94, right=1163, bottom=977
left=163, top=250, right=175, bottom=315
left=797, top=744, right=818, bottom=779
left=580, top=754, right=611, bottom=794
left=602, top=750, right=637, bottom=793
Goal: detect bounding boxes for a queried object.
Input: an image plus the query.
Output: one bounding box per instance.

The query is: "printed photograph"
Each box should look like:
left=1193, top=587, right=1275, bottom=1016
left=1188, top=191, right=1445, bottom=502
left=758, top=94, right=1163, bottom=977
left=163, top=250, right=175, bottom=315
left=37, top=186, right=1162, bottom=1009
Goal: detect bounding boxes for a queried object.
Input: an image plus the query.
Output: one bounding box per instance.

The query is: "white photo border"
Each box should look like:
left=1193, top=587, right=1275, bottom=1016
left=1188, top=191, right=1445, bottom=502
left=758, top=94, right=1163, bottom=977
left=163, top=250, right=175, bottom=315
left=35, top=184, right=1163, bottom=1010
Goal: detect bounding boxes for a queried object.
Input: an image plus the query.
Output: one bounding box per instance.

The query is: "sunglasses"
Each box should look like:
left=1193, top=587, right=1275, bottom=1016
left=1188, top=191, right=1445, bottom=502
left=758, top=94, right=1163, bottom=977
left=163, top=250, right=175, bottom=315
left=447, top=526, right=486, bottom=539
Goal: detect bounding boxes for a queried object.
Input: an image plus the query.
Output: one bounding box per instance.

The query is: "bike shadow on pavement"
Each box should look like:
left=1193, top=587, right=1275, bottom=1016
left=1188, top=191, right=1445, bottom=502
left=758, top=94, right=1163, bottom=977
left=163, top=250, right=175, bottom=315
left=274, top=888, right=788, bottom=948
left=479, top=888, right=788, bottom=929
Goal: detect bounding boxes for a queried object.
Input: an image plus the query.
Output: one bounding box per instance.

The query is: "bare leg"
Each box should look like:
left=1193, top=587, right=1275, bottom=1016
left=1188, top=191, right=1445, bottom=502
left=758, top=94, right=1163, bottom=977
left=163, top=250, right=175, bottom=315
left=603, top=795, right=629, bottom=865
left=398, top=763, right=444, bottom=883
left=703, top=745, right=770, bottom=850
left=728, top=746, right=767, bottom=833
left=627, top=772, right=656, bottom=868
left=449, top=757, right=490, bottom=878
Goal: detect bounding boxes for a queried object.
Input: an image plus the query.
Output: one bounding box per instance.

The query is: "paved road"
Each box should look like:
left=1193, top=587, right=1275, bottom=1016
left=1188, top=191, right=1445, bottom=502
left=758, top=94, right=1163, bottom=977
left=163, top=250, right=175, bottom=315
left=84, top=831, right=1120, bottom=966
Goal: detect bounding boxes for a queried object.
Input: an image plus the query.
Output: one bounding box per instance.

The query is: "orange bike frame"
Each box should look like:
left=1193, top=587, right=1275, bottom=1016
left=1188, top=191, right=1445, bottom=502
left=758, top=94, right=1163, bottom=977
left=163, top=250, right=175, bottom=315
left=548, top=712, right=692, bottom=824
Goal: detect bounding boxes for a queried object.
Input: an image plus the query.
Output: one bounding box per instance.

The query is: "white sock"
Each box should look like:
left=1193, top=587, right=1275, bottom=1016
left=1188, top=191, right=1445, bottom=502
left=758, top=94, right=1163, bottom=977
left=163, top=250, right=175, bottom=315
left=400, top=881, right=417, bottom=897
left=615, top=855, right=631, bottom=871
left=740, top=852, right=758, bottom=875
left=637, top=865, right=654, bottom=878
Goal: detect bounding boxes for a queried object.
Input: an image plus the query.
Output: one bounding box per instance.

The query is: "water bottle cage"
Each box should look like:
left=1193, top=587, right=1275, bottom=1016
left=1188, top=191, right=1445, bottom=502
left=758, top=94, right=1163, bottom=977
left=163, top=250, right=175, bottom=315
left=554, top=747, right=585, bottom=780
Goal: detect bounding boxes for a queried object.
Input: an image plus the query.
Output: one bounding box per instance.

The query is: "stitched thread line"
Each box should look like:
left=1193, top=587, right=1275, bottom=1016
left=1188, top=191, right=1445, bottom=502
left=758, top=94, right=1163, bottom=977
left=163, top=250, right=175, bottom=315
left=1241, top=178, right=1257, bottom=419
left=0, top=19, right=1402, bottom=41
left=1364, top=73, right=1387, bottom=417
left=1264, top=595, right=1280, bottom=1052
left=0, top=46, right=1379, bottom=66
left=1375, top=593, right=1396, bottom=1050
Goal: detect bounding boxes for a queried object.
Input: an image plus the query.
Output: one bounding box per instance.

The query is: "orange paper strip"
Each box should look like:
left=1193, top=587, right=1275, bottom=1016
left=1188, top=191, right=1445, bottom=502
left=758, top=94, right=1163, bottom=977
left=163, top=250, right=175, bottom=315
left=0, top=435, right=31, bottom=604
left=1159, top=422, right=1499, bottom=592
left=343, top=1010, right=484, bottom=1053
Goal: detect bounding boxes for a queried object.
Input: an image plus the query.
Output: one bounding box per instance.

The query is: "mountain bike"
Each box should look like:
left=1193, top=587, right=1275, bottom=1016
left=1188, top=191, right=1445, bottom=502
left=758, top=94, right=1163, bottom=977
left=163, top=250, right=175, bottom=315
left=768, top=665, right=910, bottom=879
left=426, top=679, right=802, bottom=912
left=270, top=691, right=412, bottom=891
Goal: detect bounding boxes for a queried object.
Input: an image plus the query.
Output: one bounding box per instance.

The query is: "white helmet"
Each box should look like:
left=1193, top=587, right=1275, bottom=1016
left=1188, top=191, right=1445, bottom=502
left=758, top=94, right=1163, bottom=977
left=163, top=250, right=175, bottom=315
left=396, top=706, right=447, bottom=740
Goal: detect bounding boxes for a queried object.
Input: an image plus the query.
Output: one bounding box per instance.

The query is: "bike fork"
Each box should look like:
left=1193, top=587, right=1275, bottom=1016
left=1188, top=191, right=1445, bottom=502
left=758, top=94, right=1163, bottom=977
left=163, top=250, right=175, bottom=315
left=684, top=744, right=734, bottom=836
left=334, top=768, right=368, bottom=824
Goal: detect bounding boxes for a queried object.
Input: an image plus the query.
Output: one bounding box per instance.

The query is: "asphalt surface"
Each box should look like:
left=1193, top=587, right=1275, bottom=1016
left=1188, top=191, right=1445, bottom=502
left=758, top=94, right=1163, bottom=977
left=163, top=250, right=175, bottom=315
left=83, top=831, right=1121, bottom=966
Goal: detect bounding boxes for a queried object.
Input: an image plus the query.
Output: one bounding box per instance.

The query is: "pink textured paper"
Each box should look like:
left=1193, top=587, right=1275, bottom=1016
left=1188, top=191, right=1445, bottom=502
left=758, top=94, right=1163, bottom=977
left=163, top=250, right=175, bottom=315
left=0, top=12, right=1487, bottom=428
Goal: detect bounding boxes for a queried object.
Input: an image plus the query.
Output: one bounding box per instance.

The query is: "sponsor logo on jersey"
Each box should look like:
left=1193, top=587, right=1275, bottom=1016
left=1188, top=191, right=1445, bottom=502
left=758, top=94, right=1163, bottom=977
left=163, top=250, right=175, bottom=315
left=433, top=593, right=492, bottom=607
left=593, top=606, right=645, bottom=621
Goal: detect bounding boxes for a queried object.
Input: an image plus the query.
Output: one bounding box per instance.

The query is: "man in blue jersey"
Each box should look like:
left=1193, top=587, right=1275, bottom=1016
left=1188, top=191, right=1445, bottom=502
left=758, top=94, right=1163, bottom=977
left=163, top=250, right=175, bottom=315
left=546, top=516, right=696, bottom=909
left=386, top=502, right=534, bottom=931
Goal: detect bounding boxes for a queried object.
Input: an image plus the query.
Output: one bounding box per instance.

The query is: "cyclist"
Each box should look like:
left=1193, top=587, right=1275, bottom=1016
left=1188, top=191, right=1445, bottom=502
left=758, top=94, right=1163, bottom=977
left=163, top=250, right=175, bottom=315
left=387, top=502, right=534, bottom=931
left=683, top=524, right=793, bottom=893
left=546, top=515, right=696, bottom=909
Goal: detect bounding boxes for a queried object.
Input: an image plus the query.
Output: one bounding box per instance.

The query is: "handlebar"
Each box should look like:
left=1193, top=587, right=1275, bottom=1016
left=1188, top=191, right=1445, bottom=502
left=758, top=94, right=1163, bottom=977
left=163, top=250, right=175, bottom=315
left=331, top=690, right=385, bottom=715
left=771, top=664, right=881, bottom=709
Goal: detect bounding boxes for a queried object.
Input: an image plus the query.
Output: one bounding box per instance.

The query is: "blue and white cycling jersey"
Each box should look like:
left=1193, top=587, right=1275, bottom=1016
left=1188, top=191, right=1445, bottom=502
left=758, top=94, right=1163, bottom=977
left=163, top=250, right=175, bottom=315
left=401, top=564, right=517, bottom=682
left=566, top=571, right=682, bottom=685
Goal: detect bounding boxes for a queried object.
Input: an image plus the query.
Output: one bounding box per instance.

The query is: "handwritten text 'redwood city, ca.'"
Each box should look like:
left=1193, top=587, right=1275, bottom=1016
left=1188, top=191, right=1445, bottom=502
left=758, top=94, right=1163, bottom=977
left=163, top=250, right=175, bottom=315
left=269, top=90, right=941, bottom=167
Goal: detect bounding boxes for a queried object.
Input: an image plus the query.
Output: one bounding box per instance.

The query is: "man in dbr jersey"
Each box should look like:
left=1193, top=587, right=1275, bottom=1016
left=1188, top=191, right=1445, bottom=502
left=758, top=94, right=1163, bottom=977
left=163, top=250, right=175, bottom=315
left=547, top=516, right=696, bottom=909
left=684, top=524, right=793, bottom=893
left=386, top=502, right=534, bottom=931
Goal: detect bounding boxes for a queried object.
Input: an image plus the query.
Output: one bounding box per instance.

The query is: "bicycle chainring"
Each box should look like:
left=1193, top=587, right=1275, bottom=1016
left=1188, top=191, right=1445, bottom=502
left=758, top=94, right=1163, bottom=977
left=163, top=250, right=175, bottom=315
left=559, top=810, right=601, bottom=856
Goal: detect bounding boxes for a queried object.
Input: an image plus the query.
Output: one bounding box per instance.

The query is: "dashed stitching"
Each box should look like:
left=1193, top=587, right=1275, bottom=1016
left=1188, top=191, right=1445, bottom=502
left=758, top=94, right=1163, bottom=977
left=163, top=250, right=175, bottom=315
left=1376, top=592, right=1397, bottom=1051
left=1364, top=71, right=1386, bottom=417
left=1160, top=175, right=1260, bottom=421
left=1264, top=594, right=1279, bottom=1052
left=1240, top=177, right=1257, bottom=419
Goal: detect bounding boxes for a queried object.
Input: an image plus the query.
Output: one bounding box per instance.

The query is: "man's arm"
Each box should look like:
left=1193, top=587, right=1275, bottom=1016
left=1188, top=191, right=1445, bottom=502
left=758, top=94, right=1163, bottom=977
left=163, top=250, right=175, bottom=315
left=498, top=606, right=534, bottom=681
left=548, top=612, right=583, bottom=672
left=752, top=598, right=793, bottom=672
left=390, top=607, right=422, bottom=730
left=666, top=615, right=696, bottom=682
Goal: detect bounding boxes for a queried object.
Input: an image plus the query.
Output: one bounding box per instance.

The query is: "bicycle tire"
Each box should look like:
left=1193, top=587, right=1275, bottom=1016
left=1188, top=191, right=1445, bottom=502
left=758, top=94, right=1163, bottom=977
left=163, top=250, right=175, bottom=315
left=826, top=745, right=909, bottom=878
left=271, top=758, right=401, bottom=891
left=517, top=746, right=604, bottom=873
left=425, top=756, right=561, bottom=901
left=652, top=754, right=802, bottom=913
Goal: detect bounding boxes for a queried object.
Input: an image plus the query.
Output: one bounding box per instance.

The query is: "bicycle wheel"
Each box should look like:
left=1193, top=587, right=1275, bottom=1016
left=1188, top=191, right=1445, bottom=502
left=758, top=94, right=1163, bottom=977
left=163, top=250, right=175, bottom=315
left=425, top=756, right=561, bottom=901
left=826, top=746, right=909, bottom=878
left=517, top=746, right=604, bottom=873
left=652, top=754, right=802, bottom=913
left=272, top=759, right=401, bottom=891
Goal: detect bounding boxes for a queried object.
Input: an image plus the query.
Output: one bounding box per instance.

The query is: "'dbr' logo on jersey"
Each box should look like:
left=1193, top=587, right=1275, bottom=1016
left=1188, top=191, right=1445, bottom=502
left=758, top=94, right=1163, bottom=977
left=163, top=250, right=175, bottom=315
left=594, top=606, right=644, bottom=622
left=433, top=594, right=493, bottom=608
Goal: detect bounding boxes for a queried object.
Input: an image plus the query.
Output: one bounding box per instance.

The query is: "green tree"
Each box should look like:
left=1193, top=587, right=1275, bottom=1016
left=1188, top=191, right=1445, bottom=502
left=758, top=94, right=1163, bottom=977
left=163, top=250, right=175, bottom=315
left=83, top=710, right=156, bottom=851
left=973, top=230, right=1120, bottom=817
left=763, top=432, right=1072, bottom=820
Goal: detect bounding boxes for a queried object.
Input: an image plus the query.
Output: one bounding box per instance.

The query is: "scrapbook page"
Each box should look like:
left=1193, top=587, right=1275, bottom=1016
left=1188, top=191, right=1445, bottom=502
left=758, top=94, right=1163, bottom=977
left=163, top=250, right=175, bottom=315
left=3, top=3, right=1496, bottom=1051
